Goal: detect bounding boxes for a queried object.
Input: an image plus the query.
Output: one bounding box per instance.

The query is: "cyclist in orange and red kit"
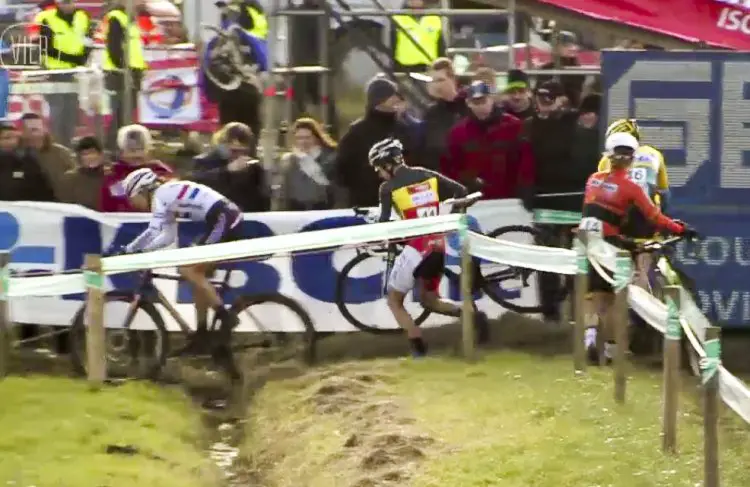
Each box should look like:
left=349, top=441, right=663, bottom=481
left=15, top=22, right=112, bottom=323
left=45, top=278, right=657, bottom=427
left=580, top=132, right=697, bottom=363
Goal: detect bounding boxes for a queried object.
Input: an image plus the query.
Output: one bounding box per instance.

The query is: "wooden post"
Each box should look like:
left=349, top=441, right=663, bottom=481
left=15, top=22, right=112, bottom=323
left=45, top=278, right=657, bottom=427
left=460, top=215, right=475, bottom=361
left=0, top=252, right=10, bottom=379
left=703, top=326, right=721, bottom=487
left=662, top=286, right=682, bottom=454
left=613, top=249, right=630, bottom=404
left=84, top=254, right=106, bottom=385
left=573, top=234, right=588, bottom=373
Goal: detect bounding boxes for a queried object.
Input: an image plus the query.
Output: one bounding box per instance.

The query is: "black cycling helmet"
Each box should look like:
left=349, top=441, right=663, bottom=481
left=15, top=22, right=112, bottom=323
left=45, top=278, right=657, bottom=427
left=368, top=137, right=404, bottom=169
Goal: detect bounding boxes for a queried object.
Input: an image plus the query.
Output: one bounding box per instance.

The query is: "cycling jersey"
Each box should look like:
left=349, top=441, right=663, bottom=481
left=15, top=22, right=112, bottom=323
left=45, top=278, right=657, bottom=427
left=598, top=145, right=668, bottom=202
left=378, top=166, right=466, bottom=294
left=125, top=180, right=242, bottom=253
left=581, top=169, right=683, bottom=239
left=378, top=165, right=467, bottom=253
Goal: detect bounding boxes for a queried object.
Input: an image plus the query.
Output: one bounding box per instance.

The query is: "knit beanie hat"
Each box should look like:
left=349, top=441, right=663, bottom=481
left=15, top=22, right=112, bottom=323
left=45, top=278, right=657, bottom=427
left=505, top=69, right=529, bottom=91
left=366, top=76, right=400, bottom=108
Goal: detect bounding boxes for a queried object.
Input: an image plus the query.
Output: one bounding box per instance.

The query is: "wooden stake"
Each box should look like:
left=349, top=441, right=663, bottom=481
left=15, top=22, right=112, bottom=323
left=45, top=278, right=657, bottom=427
left=84, top=254, right=106, bottom=386
left=662, top=286, right=682, bottom=454
left=613, top=249, right=630, bottom=404
left=703, top=326, right=721, bottom=487
left=0, top=252, right=10, bottom=379
left=573, top=234, right=588, bottom=373
left=460, top=218, right=475, bottom=361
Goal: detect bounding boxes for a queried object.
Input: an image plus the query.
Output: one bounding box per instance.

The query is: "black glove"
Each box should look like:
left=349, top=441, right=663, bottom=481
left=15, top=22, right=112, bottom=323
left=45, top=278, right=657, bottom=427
left=102, top=245, right=127, bottom=258
left=674, top=220, right=699, bottom=240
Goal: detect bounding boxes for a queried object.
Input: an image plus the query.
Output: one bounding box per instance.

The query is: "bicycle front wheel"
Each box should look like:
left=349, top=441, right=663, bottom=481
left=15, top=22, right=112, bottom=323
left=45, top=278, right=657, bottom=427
left=231, top=293, right=317, bottom=364
left=69, top=294, right=170, bottom=379
left=336, top=252, right=431, bottom=334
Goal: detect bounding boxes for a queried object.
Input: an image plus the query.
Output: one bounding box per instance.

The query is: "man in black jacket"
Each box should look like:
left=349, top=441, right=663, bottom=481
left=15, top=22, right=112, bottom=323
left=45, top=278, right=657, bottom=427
left=419, top=57, right=468, bottom=170
left=523, top=80, right=579, bottom=322
left=0, top=122, right=56, bottom=202
left=503, top=69, right=535, bottom=121
left=334, top=76, right=419, bottom=207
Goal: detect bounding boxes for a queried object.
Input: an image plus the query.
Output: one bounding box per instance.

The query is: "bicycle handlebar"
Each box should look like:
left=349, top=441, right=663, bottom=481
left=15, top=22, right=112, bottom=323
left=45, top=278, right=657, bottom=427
left=634, top=234, right=689, bottom=254
left=443, top=191, right=483, bottom=209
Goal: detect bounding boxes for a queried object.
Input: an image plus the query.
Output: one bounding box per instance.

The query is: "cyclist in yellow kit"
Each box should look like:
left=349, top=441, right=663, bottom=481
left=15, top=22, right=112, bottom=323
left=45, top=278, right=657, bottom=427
left=597, top=118, right=670, bottom=291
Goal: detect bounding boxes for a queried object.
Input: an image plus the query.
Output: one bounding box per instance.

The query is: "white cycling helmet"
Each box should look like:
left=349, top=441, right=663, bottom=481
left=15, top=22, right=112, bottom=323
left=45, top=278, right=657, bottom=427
left=122, top=168, right=158, bottom=198
left=605, top=132, right=639, bottom=154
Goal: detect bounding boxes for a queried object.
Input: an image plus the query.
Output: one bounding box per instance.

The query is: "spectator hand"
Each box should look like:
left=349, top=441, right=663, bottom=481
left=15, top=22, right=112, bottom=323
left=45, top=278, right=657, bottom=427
left=227, top=157, right=252, bottom=172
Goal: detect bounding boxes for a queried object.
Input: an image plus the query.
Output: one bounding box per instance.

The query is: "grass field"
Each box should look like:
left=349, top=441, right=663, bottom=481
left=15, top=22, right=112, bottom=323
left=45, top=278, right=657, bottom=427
left=243, top=351, right=750, bottom=487
left=0, top=376, right=221, bottom=487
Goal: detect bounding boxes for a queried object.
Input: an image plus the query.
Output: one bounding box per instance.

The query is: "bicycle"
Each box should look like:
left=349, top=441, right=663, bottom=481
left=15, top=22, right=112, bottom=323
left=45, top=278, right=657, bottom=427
left=68, top=265, right=316, bottom=379
left=201, top=23, right=262, bottom=92
left=335, top=193, right=563, bottom=332
left=631, top=234, right=701, bottom=374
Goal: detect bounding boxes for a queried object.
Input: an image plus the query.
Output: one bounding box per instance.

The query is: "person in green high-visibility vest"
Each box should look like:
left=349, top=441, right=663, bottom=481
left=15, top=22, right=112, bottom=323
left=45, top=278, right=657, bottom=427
left=390, top=0, right=445, bottom=73
left=102, top=0, right=148, bottom=152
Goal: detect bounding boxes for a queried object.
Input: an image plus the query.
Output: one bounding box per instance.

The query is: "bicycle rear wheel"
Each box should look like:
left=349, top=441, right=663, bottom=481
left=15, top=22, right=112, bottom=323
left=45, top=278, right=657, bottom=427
left=69, top=294, right=169, bottom=379
left=336, top=252, right=431, bottom=334
left=231, top=293, right=317, bottom=364
left=479, top=225, right=570, bottom=313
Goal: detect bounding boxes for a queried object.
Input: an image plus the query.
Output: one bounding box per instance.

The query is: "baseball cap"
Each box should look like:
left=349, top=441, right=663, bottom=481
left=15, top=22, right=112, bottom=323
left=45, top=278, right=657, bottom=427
left=467, top=80, right=493, bottom=100
left=535, top=80, right=563, bottom=99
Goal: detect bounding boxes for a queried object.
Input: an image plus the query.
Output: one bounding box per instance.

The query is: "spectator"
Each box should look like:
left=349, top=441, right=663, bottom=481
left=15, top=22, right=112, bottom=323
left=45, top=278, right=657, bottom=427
left=192, top=122, right=269, bottom=212
left=272, top=117, right=337, bottom=211
left=19, top=113, right=75, bottom=201
left=472, top=66, right=497, bottom=93
left=100, top=124, right=173, bottom=212
left=419, top=57, right=468, bottom=170
left=390, top=0, right=445, bottom=74
left=503, top=69, right=534, bottom=120
left=536, top=31, right=585, bottom=108
left=571, top=93, right=602, bottom=184
left=59, top=136, right=108, bottom=210
left=524, top=80, right=579, bottom=211
left=0, top=121, right=56, bottom=201
left=523, top=80, right=579, bottom=322
left=441, top=80, right=534, bottom=202
left=334, top=76, right=419, bottom=207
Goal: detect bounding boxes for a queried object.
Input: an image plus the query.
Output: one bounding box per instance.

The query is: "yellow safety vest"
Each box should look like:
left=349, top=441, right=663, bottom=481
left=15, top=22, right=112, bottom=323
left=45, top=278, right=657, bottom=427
left=392, top=15, right=441, bottom=67
left=245, top=6, right=268, bottom=40
left=42, top=9, right=90, bottom=69
left=101, top=9, right=146, bottom=71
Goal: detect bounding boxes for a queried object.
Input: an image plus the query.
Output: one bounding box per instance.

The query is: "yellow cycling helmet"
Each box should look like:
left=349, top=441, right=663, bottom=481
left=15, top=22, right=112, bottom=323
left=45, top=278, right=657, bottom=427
left=605, top=118, right=641, bottom=141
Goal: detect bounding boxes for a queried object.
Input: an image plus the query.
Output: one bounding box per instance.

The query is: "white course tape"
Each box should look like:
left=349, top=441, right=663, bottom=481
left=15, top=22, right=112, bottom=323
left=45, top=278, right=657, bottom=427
left=6, top=214, right=463, bottom=298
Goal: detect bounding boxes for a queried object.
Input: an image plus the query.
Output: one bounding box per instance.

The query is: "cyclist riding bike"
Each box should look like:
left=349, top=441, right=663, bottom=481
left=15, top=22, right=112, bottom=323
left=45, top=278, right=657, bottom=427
left=115, top=167, right=245, bottom=380
left=581, top=132, right=696, bottom=364
left=597, top=118, right=670, bottom=291
left=369, top=137, right=489, bottom=358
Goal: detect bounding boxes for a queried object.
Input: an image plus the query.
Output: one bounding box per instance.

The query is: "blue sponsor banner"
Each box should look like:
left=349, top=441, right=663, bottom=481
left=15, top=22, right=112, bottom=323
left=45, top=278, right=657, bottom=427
left=603, top=50, right=750, bottom=327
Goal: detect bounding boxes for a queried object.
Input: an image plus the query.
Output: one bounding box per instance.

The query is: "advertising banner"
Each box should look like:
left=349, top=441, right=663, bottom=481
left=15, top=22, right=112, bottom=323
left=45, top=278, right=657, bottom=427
left=536, top=0, right=750, bottom=49
left=138, top=59, right=202, bottom=126
left=0, top=200, right=536, bottom=332
left=603, top=49, right=750, bottom=327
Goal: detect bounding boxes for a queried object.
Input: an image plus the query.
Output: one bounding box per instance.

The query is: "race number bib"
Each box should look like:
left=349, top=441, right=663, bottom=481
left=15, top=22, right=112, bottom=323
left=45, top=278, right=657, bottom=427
left=578, top=217, right=603, bottom=235
left=628, top=167, right=650, bottom=191
left=416, top=206, right=438, bottom=218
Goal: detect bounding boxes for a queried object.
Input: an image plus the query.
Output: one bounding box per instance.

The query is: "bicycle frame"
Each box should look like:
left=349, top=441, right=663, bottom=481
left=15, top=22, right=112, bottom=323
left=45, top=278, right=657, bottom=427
left=107, top=268, right=236, bottom=335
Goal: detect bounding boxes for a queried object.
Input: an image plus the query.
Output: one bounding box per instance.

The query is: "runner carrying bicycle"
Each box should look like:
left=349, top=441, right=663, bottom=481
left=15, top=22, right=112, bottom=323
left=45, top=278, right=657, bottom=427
left=368, top=137, right=490, bottom=357
left=112, top=168, right=245, bottom=380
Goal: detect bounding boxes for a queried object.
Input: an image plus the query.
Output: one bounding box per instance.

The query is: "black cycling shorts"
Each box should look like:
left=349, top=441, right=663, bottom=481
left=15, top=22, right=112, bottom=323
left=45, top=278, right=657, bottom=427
left=193, top=200, right=243, bottom=246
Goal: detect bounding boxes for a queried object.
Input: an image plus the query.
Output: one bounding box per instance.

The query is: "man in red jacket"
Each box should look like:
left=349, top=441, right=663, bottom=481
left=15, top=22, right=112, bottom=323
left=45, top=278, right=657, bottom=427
left=100, top=125, right=174, bottom=212
left=440, top=80, right=534, bottom=205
